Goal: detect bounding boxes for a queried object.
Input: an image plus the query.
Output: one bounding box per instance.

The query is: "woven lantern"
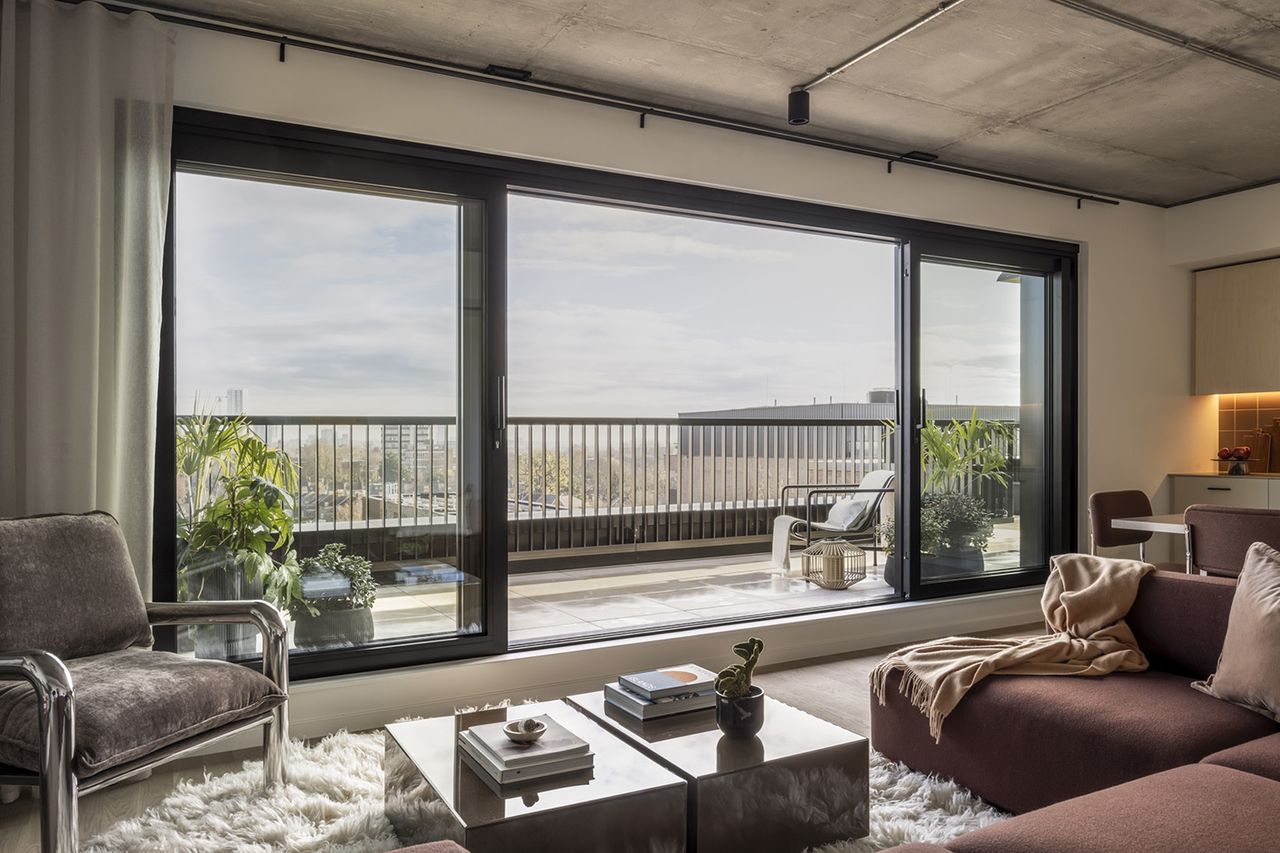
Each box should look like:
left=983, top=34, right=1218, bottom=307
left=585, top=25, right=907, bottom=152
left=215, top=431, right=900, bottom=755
left=800, top=540, right=867, bottom=590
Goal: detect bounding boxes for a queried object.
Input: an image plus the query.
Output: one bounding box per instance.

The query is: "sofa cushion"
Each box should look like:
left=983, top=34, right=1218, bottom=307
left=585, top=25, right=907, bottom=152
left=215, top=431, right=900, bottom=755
left=1125, top=570, right=1236, bottom=680
left=0, top=647, right=283, bottom=776
left=1192, top=542, right=1280, bottom=722
left=1202, top=732, right=1280, bottom=782
left=871, top=668, right=1277, bottom=814
left=946, top=764, right=1280, bottom=853
left=0, top=512, right=152, bottom=660
left=390, top=844, right=469, bottom=853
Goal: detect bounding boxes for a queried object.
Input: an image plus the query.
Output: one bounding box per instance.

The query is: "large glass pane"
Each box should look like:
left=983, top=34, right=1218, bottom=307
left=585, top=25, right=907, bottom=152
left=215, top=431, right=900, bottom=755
left=917, top=260, right=1047, bottom=584
left=505, top=193, right=898, bottom=645
left=173, top=170, right=485, bottom=659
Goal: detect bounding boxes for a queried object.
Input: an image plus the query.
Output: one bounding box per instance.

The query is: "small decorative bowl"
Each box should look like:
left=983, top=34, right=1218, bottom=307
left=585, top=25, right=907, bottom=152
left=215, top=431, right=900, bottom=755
left=503, top=718, right=547, bottom=745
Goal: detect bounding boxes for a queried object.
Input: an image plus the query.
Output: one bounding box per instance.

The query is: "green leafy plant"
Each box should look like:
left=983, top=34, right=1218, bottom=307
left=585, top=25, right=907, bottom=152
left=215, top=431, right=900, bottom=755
left=714, top=637, right=765, bottom=699
left=878, top=411, right=1008, bottom=557
left=291, top=543, right=377, bottom=619
left=918, top=411, right=1012, bottom=494
left=176, top=411, right=299, bottom=601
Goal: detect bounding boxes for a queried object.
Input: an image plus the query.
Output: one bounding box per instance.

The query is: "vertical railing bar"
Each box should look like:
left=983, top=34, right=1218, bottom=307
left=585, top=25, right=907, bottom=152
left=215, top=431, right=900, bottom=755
left=664, top=423, right=671, bottom=545
left=364, top=426, right=370, bottom=547
left=593, top=423, right=600, bottom=548
left=700, top=425, right=707, bottom=540
left=540, top=423, right=547, bottom=551
left=640, top=422, right=647, bottom=547
left=607, top=424, right=615, bottom=547
left=556, top=422, right=562, bottom=551
left=677, top=423, right=684, bottom=544
left=378, top=425, right=385, bottom=563
left=444, top=423, right=450, bottom=554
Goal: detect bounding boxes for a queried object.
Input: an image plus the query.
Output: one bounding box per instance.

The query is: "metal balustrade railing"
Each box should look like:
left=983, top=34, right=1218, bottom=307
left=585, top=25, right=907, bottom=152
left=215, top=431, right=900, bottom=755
left=184, top=415, right=1018, bottom=566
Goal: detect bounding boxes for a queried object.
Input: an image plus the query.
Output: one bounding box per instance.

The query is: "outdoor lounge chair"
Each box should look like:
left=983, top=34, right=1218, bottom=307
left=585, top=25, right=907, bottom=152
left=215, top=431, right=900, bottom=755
left=771, top=469, right=896, bottom=572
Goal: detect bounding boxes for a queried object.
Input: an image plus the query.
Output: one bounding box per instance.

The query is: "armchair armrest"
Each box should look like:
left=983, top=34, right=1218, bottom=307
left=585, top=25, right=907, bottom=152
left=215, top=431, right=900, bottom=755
left=146, top=601, right=288, bottom=693
left=0, top=649, right=74, bottom=698
left=0, top=651, right=75, bottom=797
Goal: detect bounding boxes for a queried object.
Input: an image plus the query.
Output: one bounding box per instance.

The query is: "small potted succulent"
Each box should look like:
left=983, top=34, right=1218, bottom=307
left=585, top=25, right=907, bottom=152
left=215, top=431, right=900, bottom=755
left=714, top=637, right=766, bottom=739
left=288, top=543, right=377, bottom=650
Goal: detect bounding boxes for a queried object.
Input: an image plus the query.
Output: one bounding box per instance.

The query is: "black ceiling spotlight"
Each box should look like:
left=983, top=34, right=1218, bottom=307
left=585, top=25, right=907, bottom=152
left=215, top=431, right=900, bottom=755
left=485, top=64, right=532, bottom=81
left=787, top=88, right=810, bottom=126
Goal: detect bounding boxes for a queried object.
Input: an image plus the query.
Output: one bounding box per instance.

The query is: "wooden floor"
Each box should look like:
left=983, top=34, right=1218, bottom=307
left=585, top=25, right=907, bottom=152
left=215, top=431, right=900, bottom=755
left=0, top=623, right=1038, bottom=850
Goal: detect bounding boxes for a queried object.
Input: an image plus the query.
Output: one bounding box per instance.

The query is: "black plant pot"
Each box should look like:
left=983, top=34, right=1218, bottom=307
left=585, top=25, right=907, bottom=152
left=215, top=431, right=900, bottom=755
left=716, top=686, right=765, bottom=739
left=921, top=546, right=986, bottom=579
left=292, top=606, right=375, bottom=650
left=187, top=552, right=261, bottom=660
left=883, top=548, right=986, bottom=586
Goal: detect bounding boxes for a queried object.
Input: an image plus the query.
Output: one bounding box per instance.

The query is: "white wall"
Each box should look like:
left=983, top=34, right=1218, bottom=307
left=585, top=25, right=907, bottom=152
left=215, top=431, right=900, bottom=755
left=165, top=25, right=1218, bottom=739
left=1167, top=183, right=1280, bottom=270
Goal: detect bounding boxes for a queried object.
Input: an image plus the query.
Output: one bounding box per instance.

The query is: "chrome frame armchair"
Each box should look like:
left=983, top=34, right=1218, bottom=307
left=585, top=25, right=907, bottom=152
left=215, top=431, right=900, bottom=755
left=0, top=600, right=289, bottom=853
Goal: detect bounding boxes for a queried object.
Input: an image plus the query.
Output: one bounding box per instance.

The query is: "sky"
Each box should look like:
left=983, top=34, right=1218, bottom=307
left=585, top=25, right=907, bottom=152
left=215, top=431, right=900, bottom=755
left=176, top=173, right=1027, bottom=418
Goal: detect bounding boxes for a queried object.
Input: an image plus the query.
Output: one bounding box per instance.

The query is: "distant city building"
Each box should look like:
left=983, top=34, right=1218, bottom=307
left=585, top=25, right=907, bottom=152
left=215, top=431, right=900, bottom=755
left=225, top=388, right=244, bottom=414
left=678, top=391, right=1019, bottom=458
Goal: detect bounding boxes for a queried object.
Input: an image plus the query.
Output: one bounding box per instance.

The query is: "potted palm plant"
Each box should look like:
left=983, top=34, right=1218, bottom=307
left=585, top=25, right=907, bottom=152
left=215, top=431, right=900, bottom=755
left=176, top=412, right=300, bottom=659
left=289, top=543, right=377, bottom=649
left=880, top=411, right=1011, bottom=584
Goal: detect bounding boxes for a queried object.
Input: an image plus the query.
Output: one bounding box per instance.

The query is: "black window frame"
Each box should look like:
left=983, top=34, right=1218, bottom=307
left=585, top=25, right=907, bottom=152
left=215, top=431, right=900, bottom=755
left=157, top=108, right=1078, bottom=680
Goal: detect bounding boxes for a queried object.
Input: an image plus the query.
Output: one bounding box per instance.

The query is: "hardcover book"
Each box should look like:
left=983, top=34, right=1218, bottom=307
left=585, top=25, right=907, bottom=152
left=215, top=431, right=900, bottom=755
left=458, top=746, right=595, bottom=795
left=458, top=733, right=595, bottom=785
left=461, top=715, right=589, bottom=769
left=619, top=664, right=717, bottom=700
left=604, top=682, right=716, bottom=720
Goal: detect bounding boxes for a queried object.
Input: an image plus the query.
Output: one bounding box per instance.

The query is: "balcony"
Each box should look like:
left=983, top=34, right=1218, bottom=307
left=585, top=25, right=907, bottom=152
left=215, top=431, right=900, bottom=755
left=194, top=412, right=1021, bottom=646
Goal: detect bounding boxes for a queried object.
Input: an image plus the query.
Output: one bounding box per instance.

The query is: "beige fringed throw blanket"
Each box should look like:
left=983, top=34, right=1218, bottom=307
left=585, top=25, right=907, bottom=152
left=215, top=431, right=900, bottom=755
left=871, top=553, right=1154, bottom=741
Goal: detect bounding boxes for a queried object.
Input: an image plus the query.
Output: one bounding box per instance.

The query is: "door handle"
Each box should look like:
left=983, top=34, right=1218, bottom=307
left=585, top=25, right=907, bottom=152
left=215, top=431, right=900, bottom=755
left=493, top=375, right=507, bottom=449
left=1207, top=486, right=1231, bottom=491
left=915, top=388, right=927, bottom=430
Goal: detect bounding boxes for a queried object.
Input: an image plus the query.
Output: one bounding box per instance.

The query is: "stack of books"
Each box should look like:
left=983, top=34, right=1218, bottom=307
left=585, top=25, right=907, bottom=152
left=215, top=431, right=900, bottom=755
left=457, top=714, right=593, bottom=793
left=604, top=664, right=717, bottom=720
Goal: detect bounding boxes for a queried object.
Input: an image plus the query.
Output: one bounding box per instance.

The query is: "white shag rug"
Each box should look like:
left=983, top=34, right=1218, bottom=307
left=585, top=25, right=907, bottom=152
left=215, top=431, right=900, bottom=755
left=83, top=730, right=1005, bottom=853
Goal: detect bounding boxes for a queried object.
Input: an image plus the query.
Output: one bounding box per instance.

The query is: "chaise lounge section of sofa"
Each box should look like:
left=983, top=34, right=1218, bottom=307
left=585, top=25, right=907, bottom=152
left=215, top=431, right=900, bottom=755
left=875, top=569, right=1280, bottom=852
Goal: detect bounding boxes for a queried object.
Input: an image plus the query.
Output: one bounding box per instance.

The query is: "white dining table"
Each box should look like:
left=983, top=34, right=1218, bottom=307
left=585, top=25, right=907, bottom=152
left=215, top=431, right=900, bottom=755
left=1111, top=514, right=1192, bottom=573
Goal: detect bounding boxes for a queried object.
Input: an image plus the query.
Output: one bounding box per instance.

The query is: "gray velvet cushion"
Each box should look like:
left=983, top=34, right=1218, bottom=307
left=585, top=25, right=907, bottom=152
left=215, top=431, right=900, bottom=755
left=0, top=512, right=152, bottom=659
left=0, top=647, right=284, bottom=776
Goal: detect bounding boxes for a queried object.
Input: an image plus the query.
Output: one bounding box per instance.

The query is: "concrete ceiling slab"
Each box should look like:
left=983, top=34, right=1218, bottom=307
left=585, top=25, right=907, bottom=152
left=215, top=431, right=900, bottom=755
left=937, top=124, right=1247, bottom=202
left=157, top=0, right=1280, bottom=205
left=525, top=16, right=991, bottom=150
left=1023, top=54, right=1280, bottom=187
left=827, top=0, right=1186, bottom=121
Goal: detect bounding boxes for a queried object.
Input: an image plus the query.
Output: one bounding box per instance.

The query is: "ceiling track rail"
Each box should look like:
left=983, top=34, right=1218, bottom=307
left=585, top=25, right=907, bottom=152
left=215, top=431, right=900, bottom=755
left=1045, top=0, right=1280, bottom=84
left=799, top=0, right=973, bottom=91
left=82, top=0, right=1122, bottom=207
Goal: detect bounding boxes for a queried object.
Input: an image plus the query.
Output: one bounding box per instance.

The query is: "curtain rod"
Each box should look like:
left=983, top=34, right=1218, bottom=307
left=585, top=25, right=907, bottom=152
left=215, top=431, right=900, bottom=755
left=87, top=0, right=1125, bottom=207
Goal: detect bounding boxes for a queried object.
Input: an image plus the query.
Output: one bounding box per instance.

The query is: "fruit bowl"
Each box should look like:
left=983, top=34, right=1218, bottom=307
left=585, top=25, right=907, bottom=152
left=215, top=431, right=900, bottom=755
left=503, top=718, right=547, bottom=745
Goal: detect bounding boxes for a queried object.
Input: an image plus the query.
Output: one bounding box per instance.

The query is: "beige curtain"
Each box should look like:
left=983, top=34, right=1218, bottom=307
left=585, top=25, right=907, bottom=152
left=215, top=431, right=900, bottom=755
left=0, top=0, right=174, bottom=592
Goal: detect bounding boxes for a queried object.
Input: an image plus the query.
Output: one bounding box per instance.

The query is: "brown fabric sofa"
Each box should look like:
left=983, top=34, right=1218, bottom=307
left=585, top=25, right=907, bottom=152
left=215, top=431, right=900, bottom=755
left=876, top=568, right=1280, bottom=852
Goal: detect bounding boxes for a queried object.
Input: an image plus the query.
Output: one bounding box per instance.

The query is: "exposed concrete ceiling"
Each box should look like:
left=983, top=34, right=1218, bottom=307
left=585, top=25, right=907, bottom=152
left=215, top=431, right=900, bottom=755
left=158, top=0, right=1280, bottom=205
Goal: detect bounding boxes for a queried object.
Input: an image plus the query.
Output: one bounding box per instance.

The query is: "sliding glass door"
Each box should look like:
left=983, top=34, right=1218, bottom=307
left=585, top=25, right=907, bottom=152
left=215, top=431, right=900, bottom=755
left=899, top=240, right=1074, bottom=597
left=161, top=109, right=1076, bottom=677
left=166, top=117, right=507, bottom=674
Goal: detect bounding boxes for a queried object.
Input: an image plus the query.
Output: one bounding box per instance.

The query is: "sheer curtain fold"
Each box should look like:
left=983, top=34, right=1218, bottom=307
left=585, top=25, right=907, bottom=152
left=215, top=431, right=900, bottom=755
left=0, top=0, right=175, bottom=592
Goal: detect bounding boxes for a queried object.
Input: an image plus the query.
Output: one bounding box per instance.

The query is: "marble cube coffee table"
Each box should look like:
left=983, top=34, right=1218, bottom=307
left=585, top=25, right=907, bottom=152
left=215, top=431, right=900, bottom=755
left=384, top=699, right=687, bottom=853
left=569, top=691, right=869, bottom=853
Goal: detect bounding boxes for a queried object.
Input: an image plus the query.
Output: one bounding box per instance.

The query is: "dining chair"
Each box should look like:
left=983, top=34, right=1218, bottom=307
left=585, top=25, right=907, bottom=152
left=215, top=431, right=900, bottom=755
left=1087, top=490, right=1184, bottom=571
left=1185, top=504, right=1280, bottom=578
